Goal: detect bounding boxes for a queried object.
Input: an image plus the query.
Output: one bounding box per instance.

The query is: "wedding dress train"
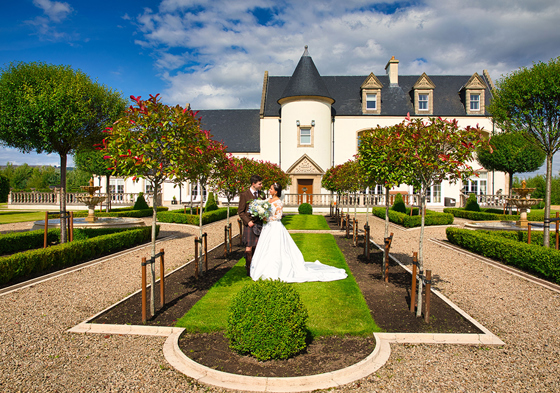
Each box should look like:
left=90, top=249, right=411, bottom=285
left=250, top=199, right=348, bottom=283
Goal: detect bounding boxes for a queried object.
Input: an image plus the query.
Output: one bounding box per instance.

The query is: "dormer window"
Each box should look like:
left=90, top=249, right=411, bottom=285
left=413, top=73, right=436, bottom=115
left=463, top=73, right=487, bottom=115
left=361, top=72, right=383, bottom=115
left=366, top=93, right=377, bottom=110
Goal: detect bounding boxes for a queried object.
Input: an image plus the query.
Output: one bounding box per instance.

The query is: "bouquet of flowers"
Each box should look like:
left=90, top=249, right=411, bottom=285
left=248, top=199, right=273, bottom=222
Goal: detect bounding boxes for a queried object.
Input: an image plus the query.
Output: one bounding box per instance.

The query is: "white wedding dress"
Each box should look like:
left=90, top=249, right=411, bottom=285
left=250, top=199, right=348, bottom=283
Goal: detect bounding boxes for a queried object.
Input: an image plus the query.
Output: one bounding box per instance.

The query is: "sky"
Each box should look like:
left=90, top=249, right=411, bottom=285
left=1, top=0, right=559, bottom=177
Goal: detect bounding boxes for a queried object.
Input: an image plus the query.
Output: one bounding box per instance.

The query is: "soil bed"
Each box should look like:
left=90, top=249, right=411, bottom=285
left=92, top=216, right=481, bottom=377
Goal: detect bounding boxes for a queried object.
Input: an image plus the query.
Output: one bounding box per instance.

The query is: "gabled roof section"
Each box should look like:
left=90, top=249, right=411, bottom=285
left=413, top=73, right=436, bottom=89
left=286, top=154, right=325, bottom=175
left=461, top=72, right=487, bottom=90
left=278, top=46, right=334, bottom=104
left=361, top=72, right=383, bottom=89
left=197, top=109, right=260, bottom=153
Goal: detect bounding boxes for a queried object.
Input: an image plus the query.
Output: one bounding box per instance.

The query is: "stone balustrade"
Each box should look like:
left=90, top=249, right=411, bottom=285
left=8, top=191, right=158, bottom=207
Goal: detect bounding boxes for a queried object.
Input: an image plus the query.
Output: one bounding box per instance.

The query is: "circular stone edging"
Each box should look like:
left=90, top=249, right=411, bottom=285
left=163, top=329, right=391, bottom=392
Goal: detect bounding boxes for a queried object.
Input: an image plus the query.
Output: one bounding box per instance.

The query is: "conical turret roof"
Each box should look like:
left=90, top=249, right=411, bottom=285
left=278, top=46, right=334, bottom=104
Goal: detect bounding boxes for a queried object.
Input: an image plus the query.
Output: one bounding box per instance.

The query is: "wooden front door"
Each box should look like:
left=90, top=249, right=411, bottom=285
left=297, top=179, right=313, bottom=204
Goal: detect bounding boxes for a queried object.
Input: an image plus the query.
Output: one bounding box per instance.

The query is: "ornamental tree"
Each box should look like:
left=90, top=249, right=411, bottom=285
left=209, top=155, right=244, bottom=228
left=238, top=158, right=290, bottom=195
left=358, top=124, right=411, bottom=240
left=399, top=115, right=489, bottom=317
left=104, top=94, right=204, bottom=315
left=487, top=57, right=560, bottom=247
left=476, top=132, right=545, bottom=198
left=0, top=62, right=126, bottom=243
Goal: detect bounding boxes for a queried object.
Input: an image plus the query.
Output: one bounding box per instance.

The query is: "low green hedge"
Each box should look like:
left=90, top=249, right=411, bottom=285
left=0, top=226, right=157, bottom=285
left=157, top=207, right=238, bottom=225
left=63, top=207, right=168, bottom=219
left=0, top=227, right=142, bottom=255
left=446, top=227, right=560, bottom=284
left=372, top=207, right=453, bottom=228
left=443, top=208, right=516, bottom=221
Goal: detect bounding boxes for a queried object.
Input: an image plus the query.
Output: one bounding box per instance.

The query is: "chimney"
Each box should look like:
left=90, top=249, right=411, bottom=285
left=385, top=56, right=399, bottom=86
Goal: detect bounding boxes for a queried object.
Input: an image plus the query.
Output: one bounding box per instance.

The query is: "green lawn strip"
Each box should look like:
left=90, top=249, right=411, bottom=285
left=175, top=233, right=379, bottom=337
left=0, top=210, right=46, bottom=224
left=281, top=215, right=330, bottom=230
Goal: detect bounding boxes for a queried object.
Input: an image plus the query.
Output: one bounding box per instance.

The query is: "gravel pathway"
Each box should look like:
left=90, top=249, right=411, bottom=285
left=1, top=215, right=559, bottom=392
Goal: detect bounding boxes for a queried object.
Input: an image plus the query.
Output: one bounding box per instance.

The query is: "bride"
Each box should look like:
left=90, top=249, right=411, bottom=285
left=250, top=183, right=348, bottom=283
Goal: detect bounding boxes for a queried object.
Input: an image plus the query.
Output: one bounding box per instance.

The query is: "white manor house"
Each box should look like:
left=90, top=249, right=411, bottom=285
left=10, top=48, right=508, bottom=209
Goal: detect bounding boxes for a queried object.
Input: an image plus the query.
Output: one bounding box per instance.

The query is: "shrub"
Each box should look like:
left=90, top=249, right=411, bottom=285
left=391, top=193, right=407, bottom=214
left=443, top=208, right=517, bottom=221
left=446, top=227, right=560, bottom=284
left=205, top=192, right=219, bottom=212
left=0, top=174, right=9, bottom=203
left=0, top=226, right=156, bottom=285
left=298, top=203, right=313, bottom=215
left=133, top=192, right=150, bottom=210
left=226, top=280, right=308, bottom=361
left=372, top=207, right=453, bottom=228
left=465, top=193, right=481, bottom=212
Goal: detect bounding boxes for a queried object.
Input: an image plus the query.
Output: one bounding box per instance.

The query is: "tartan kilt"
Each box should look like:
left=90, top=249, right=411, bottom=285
left=242, top=224, right=260, bottom=247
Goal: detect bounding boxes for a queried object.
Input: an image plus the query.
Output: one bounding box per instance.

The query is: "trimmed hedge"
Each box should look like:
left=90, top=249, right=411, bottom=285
left=0, top=226, right=157, bottom=285
left=58, top=207, right=168, bottom=219
left=443, top=208, right=516, bottom=221
left=446, top=227, right=560, bottom=284
left=391, top=193, right=407, bottom=214
left=298, top=203, right=313, bottom=215
left=372, top=207, right=454, bottom=228
left=157, top=207, right=238, bottom=225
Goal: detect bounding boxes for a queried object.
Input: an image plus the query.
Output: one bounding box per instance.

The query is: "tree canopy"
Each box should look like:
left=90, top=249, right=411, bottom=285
left=487, top=56, right=560, bottom=246
left=0, top=61, right=126, bottom=242
left=476, top=132, right=545, bottom=196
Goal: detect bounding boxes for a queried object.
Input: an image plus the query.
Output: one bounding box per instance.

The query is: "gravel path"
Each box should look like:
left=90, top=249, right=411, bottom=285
left=1, top=215, right=559, bottom=392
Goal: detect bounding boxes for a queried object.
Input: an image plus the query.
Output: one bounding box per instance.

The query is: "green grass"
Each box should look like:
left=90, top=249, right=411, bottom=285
left=0, top=210, right=47, bottom=224
left=175, top=233, right=380, bottom=337
left=281, top=214, right=330, bottom=230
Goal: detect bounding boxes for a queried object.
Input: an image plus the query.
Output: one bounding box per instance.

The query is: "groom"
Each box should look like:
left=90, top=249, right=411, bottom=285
left=238, top=174, right=263, bottom=276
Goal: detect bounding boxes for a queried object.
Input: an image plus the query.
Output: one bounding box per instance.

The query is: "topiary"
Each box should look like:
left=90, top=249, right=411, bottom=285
left=205, top=192, right=218, bottom=211
left=391, top=193, right=407, bottom=214
left=226, top=279, right=309, bottom=361
left=133, top=192, right=150, bottom=210
left=465, top=193, right=481, bottom=212
left=298, top=203, right=313, bottom=215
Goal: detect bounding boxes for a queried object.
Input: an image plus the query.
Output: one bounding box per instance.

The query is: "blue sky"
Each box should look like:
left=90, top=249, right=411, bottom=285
left=1, top=0, right=559, bottom=177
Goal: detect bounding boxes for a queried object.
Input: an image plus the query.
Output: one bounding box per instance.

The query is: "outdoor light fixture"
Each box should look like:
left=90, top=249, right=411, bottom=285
left=311, top=120, right=315, bottom=126
left=296, top=120, right=300, bottom=126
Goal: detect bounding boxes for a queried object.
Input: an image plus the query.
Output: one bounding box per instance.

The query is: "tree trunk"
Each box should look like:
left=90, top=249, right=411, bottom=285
left=106, top=175, right=111, bottom=213
left=198, top=181, right=205, bottom=275
left=60, top=154, right=67, bottom=244
left=150, top=181, right=159, bottom=316
left=416, top=188, right=426, bottom=318
left=383, top=187, right=390, bottom=280
left=543, top=153, right=553, bottom=247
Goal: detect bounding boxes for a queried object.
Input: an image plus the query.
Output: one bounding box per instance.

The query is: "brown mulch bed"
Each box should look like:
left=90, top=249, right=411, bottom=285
left=92, top=216, right=481, bottom=377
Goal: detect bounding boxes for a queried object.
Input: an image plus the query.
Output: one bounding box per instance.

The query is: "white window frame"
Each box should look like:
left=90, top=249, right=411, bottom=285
left=366, top=93, right=377, bottom=110
left=470, top=94, right=480, bottom=111
left=418, top=94, right=429, bottom=111
left=299, top=127, right=312, bottom=146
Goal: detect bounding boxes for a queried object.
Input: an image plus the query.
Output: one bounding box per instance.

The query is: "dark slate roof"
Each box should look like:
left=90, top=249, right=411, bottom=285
left=278, top=51, right=334, bottom=103
left=264, top=74, right=492, bottom=118
left=197, top=109, right=260, bottom=153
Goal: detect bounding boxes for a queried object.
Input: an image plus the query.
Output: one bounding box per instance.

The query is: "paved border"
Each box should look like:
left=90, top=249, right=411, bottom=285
left=66, top=234, right=504, bottom=392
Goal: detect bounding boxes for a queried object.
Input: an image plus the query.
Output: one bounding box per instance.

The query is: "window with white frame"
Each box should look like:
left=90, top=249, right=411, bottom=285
left=470, top=94, right=480, bottom=111
left=366, top=93, right=377, bottom=110
left=299, top=127, right=311, bottom=145
left=418, top=94, right=429, bottom=110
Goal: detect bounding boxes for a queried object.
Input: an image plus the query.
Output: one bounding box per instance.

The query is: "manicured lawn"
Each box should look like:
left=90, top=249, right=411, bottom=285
left=175, top=233, right=380, bottom=337
left=282, top=214, right=330, bottom=230
left=0, top=210, right=46, bottom=224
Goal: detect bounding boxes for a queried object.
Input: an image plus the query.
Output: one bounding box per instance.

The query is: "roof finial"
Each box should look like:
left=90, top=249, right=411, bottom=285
left=303, top=45, right=309, bottom=56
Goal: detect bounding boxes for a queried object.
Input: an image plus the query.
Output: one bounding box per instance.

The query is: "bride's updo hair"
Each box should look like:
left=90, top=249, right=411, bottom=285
left=272, top=182, right=282, bottom=197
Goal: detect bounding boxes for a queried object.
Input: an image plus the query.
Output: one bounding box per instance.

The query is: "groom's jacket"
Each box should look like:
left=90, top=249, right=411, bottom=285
left=238, top=189, right=263, bottom=226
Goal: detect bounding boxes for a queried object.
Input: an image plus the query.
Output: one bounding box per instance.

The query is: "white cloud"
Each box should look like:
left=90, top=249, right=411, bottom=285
left=33, top=0, right=73, bottom=22
left=126, top=0, right=560, bottom=111
left=26, top=0, right=74, bottom=41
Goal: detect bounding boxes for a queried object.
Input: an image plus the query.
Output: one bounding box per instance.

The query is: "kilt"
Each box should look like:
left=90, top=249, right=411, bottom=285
left=242, top=224, right=260, bottom=247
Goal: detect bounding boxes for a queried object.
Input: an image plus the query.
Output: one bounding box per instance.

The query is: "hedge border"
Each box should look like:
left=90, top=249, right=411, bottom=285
left=0, top=226, right=157, bottom=285
left=446, top=227, right=560, bottom=284
left=372, top=207, right=454, bottom=228
left=157, top=207, right=238, bottom=226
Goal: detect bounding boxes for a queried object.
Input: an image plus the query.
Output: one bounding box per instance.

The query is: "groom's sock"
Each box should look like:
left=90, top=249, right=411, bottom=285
left=245, top=251, right=252, bottom=276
